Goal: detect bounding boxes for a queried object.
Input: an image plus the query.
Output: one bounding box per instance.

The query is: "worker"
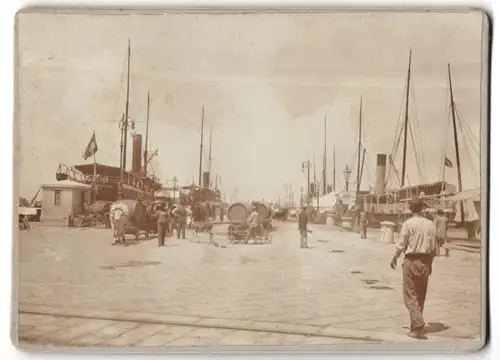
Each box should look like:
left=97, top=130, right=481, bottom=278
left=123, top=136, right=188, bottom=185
left=219, top=206, right=224, bottom=222
left=156, top=203, right=169, bottom=247
left=359, top=210, right=368, bottom=239
left=173, top=201, right=187, bottom=239
left=298, top=206, right=309, bottom=248
left=244, top=204, right=261, bottom=244
left=433, top=209, right=449, bottom=257
left=390, top=198, right=437, bottom=340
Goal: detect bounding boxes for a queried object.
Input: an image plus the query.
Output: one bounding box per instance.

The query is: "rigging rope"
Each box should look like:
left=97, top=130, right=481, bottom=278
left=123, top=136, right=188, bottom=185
left=102, top=50, right=128, bottom=165
left=455, top=106, right=480, bottom=146
left=386, top=80, right=409, bottom=187
left=457, top=113, right=480, bottom=186
left=440, top=105, right=452, bottom=183
left=407, top=120, right=424, bottom=184
left=455, top=107, right=480, bottom=154
left=409, top=84, right=428, bottom=182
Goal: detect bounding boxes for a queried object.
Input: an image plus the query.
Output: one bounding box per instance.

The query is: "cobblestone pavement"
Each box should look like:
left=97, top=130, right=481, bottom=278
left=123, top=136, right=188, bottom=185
left=15, top=221, right=484, bottom=350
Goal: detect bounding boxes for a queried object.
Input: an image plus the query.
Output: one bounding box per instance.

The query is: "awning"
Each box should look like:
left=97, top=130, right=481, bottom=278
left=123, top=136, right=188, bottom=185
left=444, top=188, right=480, bottom=202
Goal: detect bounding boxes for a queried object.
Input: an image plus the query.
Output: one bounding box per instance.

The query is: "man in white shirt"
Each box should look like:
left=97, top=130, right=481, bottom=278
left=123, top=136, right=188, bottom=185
left=244, top=205, right=261, bottom=244
left=390, top=198, right=437, bottom=340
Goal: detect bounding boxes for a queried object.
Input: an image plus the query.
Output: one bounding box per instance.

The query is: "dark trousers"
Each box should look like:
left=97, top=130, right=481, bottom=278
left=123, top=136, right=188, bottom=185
left=360, top=224, right=367, bottom=239
left=402, top=254, right=433, bottom=332
left=177, top=219, right=186, bottom=239
left=299, top=228, right=308, bottom=247
left=157, top=221, right=167, bottom=246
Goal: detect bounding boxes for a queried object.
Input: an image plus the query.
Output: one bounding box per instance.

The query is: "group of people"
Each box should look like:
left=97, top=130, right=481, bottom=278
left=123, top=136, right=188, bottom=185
left=155, top=201, right=187, bottom=246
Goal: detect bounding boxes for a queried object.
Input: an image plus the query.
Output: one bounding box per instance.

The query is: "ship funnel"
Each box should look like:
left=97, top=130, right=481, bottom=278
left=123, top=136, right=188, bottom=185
left=132, top=134, right=143, bottom=174
left=374, top=153, right=387, bottom=194
left=202, top=171, right=210, bottom=188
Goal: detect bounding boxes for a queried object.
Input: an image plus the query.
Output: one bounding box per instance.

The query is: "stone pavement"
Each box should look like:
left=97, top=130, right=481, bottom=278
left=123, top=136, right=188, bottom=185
left=15, top=222, right=484, bottom=350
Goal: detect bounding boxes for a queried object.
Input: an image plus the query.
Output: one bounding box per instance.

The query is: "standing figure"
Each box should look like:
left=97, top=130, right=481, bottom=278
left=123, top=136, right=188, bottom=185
left=433, top=209, right=449, bottom=256
left=156, top=203, right=168, bottom=247
left=390, top=198, right=437, bottom=339
left=167, top=203, right=176, bottom=236
left=298, top=206, right=309, bottom=248
left=359, top=211, right=368, bottom=239
left=219, top=206, right=224, bottom=222
left=244, top=205, right=261, bottom=244
left=173, top=201, right=187, bottom=239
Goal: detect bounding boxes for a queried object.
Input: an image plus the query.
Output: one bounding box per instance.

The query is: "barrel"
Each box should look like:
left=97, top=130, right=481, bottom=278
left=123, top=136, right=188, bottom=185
left=87, top=201, right=110, bottom=215
left=256, top=202, right=271, bottom=220
left=227, top=202, right=252, bottom=223
left=112, top=199, right=148, bottom=227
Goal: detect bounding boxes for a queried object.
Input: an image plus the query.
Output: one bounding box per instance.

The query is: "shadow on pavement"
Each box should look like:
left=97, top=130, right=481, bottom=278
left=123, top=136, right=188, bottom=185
left=425, top=322, right=450, bottom=334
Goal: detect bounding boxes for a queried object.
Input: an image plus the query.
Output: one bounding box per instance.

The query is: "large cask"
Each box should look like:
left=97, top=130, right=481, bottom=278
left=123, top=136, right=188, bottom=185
left=227, top=202, right=252, bottom=223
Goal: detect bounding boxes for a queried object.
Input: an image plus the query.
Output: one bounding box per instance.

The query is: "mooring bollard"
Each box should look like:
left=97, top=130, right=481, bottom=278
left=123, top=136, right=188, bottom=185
left=380, top=221, right=396, bottom=243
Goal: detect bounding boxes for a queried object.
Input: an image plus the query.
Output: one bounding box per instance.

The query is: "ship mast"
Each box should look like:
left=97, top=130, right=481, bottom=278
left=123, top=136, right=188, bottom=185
left=120, top=39, right=131, bottom=185
left=356, top=95, right=363, bottom=192
left=448, top=63, right=465, bottom=224
left=323, top=115, right=327, bottom=195
left=401, top=49, right=412, bottom=187
left=333, top=145, right=336, bottom=192
left=198, top=106, right=205, bottom=186
left=208, top=125, right=213, bottom=186
left=143, top=91, right=150, bottom=176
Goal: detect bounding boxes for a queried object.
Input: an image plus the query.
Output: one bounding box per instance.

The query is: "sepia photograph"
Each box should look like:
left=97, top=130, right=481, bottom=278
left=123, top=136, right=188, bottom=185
left=13, top=9, right=488, bottom=352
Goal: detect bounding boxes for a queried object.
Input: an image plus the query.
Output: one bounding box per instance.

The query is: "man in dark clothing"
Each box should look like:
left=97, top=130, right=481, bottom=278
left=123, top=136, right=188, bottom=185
left=219, top=206, right=224, bottom=222
left=359, top=211, right=368, bottom=239
left=173, top=202, right=187, bottom=239
left=298, top=206, right=309, bottom=248
left=390, top=198, right=437, bottom=339
left=156, top=203, right=168, bottom=247
left=433, top=209, right=449, bottom=257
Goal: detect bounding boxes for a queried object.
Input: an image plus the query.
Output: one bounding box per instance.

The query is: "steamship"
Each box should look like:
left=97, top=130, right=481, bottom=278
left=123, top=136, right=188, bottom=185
left=55, top=131, right=162, bottom=203
left=343, top=53, right=477, bottom=228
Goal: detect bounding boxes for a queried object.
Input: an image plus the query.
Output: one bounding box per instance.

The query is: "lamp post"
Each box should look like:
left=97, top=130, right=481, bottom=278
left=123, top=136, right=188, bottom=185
left=300, top=187, right=304, bottom=207
left=301, top=160, right=311, bottom=205
left=172, top=176, right=178, bottom=201
left=343, top=165, right=352, bottom=192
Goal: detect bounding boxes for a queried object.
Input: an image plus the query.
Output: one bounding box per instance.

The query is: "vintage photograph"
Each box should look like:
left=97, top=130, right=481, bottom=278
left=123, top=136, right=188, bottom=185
left=14, top=9, right=487, bottom=352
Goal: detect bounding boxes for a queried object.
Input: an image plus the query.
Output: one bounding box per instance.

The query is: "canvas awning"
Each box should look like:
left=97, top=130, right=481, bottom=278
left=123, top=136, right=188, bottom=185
left=444, top=188, right=480, bottom=202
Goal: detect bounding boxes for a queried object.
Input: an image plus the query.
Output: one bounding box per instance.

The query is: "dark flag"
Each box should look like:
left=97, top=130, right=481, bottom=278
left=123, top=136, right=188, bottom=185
left=445, top=157, right=453, bottom=168
left=83, top=132, right=98, bottom=160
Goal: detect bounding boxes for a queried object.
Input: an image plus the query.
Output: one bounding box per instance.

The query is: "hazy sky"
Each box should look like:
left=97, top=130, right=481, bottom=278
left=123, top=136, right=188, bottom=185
left=16, top=10, right=485, bottom=201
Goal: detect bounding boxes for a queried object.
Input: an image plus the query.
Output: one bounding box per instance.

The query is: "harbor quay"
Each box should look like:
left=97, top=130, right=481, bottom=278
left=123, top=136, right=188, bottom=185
left=16, top=221, right=482, bottom=349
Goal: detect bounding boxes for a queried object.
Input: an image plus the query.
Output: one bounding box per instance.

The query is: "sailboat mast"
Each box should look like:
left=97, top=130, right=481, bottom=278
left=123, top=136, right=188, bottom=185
left=143, top=91, right=150, bottom=176
left=198, top=106, right=205, bottom=186
left=401, top=49, right=412, bottom=187
left=448, top=63, right=465, bottom=224
left=323, top=115, right=327, bottom=195
left=356, top=95, right=363, bottom=192
left=208, top=125, right=213, bottom=185
left=121, top=39, right=131, bottom=185
left=333, top=145, right=336, bottom=192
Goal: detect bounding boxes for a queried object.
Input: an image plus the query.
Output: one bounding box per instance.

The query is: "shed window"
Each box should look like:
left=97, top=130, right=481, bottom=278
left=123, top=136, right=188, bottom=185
left=54, top=190, right=61, bottom=206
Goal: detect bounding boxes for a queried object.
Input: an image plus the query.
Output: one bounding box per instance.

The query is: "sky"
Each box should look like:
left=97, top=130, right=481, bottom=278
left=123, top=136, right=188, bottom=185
left=16, top=10, right=485, bottom=202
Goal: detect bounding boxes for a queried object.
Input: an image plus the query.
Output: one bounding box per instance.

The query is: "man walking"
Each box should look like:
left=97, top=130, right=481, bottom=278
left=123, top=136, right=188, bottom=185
left=244, top=204, right=261, bottom=244
left=433, top=209, right=449, bottom=257
left=359, top=210, right=368, bottom=239
left=390, top=198, right=437, bottom=339
left=172, top=201, right=187, bottom=239
left=298, top=206, right=309, bottom=248
left=156, top=203, right=168, bottom=247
